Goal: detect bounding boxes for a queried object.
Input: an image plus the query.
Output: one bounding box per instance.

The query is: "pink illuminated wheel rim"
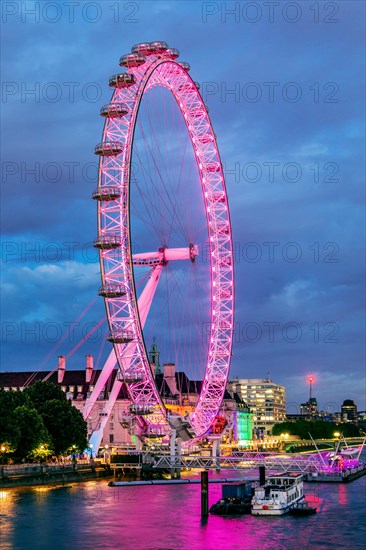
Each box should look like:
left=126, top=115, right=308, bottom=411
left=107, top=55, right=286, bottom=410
left=94, top=42, right=234, bottom=440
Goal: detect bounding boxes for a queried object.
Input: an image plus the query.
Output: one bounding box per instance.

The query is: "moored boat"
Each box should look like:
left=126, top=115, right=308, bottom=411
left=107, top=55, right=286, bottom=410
left=289, top=501, right=317, bottom=515
left=251, top=472, right=304, bottom=516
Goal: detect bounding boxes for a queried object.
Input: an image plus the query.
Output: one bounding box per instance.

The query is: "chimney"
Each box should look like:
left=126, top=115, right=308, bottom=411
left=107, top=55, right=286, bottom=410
left=58, top=355, right=66, bottom=383
left=86, top=355, right=94, bottom=383
left=163, top=363, right=177, bottom=395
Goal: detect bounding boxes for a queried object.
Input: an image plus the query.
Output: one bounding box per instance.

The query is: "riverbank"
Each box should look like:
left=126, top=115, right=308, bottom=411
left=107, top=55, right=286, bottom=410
left=0, top=461, right=113, bottom=488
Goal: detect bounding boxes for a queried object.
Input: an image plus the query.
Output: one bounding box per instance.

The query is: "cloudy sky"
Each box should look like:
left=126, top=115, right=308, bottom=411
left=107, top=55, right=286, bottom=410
left=1, top=1, right=365, bottom=411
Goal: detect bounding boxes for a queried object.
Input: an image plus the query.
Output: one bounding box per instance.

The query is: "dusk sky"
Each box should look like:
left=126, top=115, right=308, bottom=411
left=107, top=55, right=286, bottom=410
left=1, top=1, right=365, bottom=411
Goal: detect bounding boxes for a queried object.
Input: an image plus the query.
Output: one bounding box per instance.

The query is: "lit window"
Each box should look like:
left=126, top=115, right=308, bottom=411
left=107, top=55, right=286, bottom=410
left=69, top=386, right=75, bottom=393
left=77, top=386, right=83, bottom=393
left=61, top=386, right=66, bottom=392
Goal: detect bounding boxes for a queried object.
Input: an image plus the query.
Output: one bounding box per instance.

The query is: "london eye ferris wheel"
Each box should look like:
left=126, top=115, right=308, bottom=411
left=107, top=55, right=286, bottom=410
left=86, top=41, right=234, bottom=444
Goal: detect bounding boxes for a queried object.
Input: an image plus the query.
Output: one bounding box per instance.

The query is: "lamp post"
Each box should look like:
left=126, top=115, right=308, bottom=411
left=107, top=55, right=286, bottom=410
left=334, top=432, right=341, bottom=451
left=307, top=376, right=314, bottom=416
left=0, top=445, right=6, bottom=469
left=104, top=444, right=109, bottom=465
left=89, top=444, right=93, bottom=460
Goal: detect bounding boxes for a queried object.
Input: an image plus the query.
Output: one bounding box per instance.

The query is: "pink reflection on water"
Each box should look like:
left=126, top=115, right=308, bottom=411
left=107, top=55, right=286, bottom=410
left=338, top=483, right=348, bottom=506
left=2, top=473, right=366, bottom=550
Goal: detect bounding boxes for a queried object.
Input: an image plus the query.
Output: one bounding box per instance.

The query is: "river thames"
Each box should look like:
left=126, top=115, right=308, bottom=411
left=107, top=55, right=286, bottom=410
left=1, top=474, right=365, bottom=550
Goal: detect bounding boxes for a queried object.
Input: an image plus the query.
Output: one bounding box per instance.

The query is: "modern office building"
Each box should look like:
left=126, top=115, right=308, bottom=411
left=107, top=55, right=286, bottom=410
left=228, top=377, right=286, bottom=436
left=341, top=399, right=358, bottom=423
left=300, top=397, right=319, bottom=417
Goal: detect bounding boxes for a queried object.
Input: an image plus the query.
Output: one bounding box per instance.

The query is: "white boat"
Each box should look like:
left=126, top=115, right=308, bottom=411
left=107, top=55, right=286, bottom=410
left=251, top=472, right=304, bottom=515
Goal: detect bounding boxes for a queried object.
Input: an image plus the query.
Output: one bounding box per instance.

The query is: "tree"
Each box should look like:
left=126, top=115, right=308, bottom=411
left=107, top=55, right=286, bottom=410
left=13, top=406, right=50, bottom=460
left=24, top=380, right=67, bottom=409
left=0, top=389, right=26, bottom=452
left=272, top=420, right=361, bottom=439
left=0, top=382, right=88, bottom=462
left=39, top=399, right=87, bottom=455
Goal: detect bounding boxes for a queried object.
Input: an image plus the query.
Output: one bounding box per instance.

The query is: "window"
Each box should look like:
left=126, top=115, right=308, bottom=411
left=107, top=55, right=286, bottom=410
left=61, top=386, right=66, bottom=392
left=77, top=385, right=83, bottom=393
left=69, top=386, right=75, bottom=393
left=109, top=434, right=114, bottom=443
left=110, top=423, right=114, bottom=430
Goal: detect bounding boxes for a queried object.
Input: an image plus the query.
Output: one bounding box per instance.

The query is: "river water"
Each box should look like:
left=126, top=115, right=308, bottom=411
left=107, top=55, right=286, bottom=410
left=1, top=472, right=365, bottom=550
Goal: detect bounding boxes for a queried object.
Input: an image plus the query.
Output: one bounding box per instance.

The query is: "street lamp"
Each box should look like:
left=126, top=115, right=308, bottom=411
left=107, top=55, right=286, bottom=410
left=89, top=444, right=93, bottom=459
left=104, top=445, right=109, bottom=464
left=334, top=432, right=341, bottom=438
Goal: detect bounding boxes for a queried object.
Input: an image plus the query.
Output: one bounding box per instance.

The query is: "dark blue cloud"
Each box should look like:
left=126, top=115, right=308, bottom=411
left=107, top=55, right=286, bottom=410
left=1, top=1, right=364, bottom=410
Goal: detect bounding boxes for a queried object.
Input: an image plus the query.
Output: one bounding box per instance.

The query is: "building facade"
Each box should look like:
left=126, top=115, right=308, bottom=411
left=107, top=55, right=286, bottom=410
left=300, top=397, right=319, bottom=417
left=0, top=352, right=254, bottom=451
left=228, top=377, right=286, bottom=436
left=341, top=399, right=358, bottom=423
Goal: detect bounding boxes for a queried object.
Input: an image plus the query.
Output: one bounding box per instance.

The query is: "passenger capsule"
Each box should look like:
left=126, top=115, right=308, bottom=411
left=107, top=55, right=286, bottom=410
left=129, top=404, right=154, bottom=415
left=92, top=186, right=122, bottom=201
left=219, top=255, right=232, bottom=267
left=149, top=41, right=169, bottom=53
left=107, top=330, right=134, bottom=343
left=122, top=371, right=144, bottom=384
left=164, top=48, right=180, bottom=59
left=98, top=284, right=126, bottom=298
left=199, top=134, right=214, bottom=144
left=216, top=223, right=230, bottom=235
left=177, top=62, right=190, bottom=72
left=93, top=234, right=122, bottom=249
left=94, top=142, right=124, bottom=156
left=119, top=53, right=146, bottom=68
left=206, top=192, right=226, bottom=203
left=100, top=103, right=129, bottom=118
left=205, top=162, right=221, bottom=173
left=109, top=73, right=135, bottom=88
left=219, top=287, right=232, bottom=299
left=131, top=42, right=153, bottom=55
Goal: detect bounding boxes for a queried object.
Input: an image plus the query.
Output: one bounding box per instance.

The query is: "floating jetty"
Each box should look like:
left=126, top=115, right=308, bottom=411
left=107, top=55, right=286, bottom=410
left=109, top=477, right=250, bottom=487
left=305, top=463, right=366, bottom=483
left=209, top=480, right=253, bottom=515
left=305, top=434, right=366, bottom=483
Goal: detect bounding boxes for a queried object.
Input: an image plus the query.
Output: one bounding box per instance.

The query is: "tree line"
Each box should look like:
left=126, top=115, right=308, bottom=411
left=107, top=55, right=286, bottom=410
left=272, top=419, right=361, bottom=439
